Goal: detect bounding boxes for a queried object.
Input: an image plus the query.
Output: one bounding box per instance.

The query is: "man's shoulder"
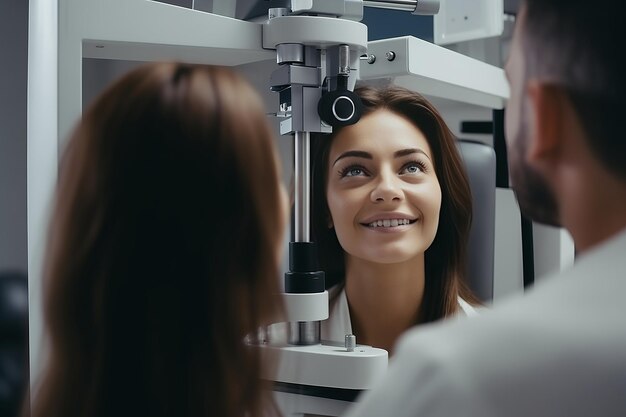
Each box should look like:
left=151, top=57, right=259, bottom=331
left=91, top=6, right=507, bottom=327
left=400, top=259, right=625, bottom=369
left=393, top=260, right=626, bottom=410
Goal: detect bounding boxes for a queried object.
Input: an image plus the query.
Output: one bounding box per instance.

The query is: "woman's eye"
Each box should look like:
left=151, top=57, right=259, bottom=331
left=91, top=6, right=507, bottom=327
left=340, top=166, right=367, bottom=178
left=401, top=161, right=425, bottom=175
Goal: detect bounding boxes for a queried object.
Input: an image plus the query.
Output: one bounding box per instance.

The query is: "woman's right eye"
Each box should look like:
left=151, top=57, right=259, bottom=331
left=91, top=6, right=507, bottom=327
left=340, top=165, right=367, bottom=178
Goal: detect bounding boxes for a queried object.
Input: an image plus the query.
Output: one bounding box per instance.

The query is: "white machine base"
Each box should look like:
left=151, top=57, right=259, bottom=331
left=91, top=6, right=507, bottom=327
left=260, top=341, right=388, bottom=416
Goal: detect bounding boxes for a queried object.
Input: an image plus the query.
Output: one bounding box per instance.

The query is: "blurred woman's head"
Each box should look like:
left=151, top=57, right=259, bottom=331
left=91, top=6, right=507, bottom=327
left=33, top=62, right=286, bottom=417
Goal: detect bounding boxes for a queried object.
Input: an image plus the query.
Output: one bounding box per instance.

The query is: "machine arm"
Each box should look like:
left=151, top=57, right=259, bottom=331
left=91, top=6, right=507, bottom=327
left=364, top=0, right=440, bottom=15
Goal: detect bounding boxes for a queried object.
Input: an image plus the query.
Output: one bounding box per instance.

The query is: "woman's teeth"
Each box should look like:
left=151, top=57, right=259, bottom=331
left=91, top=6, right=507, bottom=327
left=367, top=219, right=412, bottom=228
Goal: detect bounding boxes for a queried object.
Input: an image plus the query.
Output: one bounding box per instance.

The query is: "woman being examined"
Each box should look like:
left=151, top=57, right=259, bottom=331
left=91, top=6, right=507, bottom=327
left=312, top=85, right=479, bottom=354
left=29, top=63, right=287, bottom=417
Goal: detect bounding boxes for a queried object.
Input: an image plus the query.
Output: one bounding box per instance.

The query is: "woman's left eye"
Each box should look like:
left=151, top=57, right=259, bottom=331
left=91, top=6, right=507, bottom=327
left=401, top=161, right=426, bottom=175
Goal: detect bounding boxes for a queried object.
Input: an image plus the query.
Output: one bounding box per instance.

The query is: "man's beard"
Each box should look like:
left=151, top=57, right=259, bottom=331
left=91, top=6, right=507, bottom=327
left=509, top=110, right=561, bottom=227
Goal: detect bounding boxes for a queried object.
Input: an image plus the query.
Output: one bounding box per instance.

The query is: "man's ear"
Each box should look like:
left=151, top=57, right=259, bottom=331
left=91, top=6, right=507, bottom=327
left=526, top=81, right=567, bottom=163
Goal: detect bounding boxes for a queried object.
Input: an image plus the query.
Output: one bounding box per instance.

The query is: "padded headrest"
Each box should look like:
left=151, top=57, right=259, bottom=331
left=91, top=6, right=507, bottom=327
left=457, top=140, right=496, bottom=302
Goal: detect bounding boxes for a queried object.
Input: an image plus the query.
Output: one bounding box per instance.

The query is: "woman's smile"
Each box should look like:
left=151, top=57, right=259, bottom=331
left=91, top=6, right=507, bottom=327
left=360, top=212, right=419, bottom=232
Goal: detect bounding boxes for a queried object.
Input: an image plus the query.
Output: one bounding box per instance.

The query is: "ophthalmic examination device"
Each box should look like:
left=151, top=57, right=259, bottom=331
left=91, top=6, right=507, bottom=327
left=242, top=2, right=441, bottom=415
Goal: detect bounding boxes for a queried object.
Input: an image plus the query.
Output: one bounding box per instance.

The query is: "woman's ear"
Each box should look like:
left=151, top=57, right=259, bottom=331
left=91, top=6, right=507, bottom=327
left=327, top=214, right=334, bottom=229
left=526, top=81, right=567, bottom=164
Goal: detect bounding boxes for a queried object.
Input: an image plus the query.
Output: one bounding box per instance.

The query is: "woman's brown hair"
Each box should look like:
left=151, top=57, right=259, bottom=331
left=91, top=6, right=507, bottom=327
left=30, top=63, right=284, bottom=417
left=311, top=85, right=477, bottom=322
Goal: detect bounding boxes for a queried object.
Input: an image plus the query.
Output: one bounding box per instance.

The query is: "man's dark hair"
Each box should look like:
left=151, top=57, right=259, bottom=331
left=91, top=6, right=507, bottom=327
left=522, top=0, right=626, bottom=180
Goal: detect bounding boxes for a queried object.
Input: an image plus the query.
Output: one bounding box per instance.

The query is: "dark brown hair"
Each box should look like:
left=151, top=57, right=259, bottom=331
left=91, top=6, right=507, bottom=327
left=31, top=63, right=284, bottom=417
left=521, top=0, right=626, bottom=180
left=311, top=85, right=477, bottom=323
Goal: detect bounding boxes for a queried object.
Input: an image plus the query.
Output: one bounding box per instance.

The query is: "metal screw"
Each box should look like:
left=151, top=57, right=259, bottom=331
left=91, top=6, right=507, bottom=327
left=360, top=54, right=376, bottom=64
left=386, top=51, right=396, bottom=61
left=345, top=334, right=356, bottom=352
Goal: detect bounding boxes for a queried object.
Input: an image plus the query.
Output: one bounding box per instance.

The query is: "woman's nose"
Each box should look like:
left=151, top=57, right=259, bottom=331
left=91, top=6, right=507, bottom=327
left=370, top=172, right=403, bottom=203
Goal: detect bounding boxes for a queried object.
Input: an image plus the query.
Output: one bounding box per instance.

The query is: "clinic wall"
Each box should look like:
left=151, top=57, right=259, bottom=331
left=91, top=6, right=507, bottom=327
left=82, top=59, right=144, bottom=109
left=0, top=0, right=28, bottom=274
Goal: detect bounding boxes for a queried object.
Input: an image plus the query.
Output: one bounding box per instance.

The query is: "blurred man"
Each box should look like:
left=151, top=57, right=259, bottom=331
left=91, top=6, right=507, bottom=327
left=345, top=1, right=626, bottom=416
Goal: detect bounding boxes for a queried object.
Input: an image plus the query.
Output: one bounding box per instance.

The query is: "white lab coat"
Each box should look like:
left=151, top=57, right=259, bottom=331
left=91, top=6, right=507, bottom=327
left=321, top=285, right=477, bottom=343
left=344, top=227, right=626, bottom=417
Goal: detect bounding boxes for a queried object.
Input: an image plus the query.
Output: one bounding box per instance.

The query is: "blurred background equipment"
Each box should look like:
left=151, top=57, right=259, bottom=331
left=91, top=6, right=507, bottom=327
left=0, top=270, right=28, bottom=417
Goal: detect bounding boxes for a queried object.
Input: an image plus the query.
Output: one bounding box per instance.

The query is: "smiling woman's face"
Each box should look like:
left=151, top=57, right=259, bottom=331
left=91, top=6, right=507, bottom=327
left=326, top=109, right=442, bottom=265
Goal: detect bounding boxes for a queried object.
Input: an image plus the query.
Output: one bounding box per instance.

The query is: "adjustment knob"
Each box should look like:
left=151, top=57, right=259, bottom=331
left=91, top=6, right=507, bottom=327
left=318, top=89, right=363, bottom=127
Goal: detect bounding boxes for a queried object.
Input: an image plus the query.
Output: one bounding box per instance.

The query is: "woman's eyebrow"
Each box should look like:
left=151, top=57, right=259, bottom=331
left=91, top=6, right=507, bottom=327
left=394, top=148, right=431, bottom=161
left=333, top=150, right=372, bottom=166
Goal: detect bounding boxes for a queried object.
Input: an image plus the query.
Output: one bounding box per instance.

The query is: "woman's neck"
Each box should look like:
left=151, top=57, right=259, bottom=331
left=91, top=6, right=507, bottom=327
left=343, top=255, right=425, bottom=355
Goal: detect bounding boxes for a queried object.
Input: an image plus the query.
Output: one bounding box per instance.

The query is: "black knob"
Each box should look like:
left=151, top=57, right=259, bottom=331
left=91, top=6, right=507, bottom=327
left=318, top=90, right=363, bottom=127
left=318, top=75, right=363, bottom=127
